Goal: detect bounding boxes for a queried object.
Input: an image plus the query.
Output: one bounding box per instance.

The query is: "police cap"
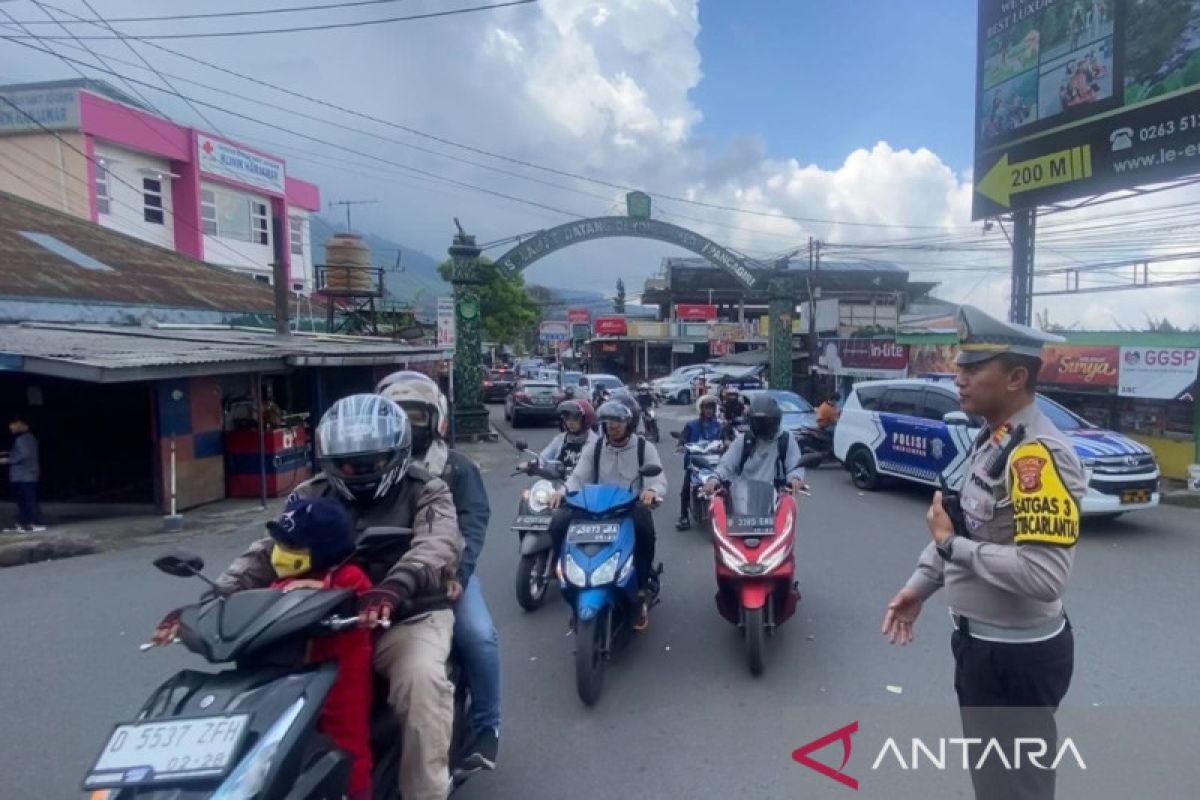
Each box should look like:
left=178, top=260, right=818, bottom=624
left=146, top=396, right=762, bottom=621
left=955, top=305, right=1064, bottom=366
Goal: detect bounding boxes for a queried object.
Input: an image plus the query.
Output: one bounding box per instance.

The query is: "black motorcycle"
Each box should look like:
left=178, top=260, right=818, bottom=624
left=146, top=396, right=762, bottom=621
left=797, top=425, right=838, bottom=467
left=84, top=535, right=471, bottom=800
left=511, top=441, right=568, bottom=611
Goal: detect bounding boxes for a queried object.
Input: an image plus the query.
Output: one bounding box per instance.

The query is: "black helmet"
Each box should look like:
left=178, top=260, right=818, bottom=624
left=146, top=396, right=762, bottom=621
left=316, top=394, right=412, bottom=501
left=747, top=393, right=782, bottom=439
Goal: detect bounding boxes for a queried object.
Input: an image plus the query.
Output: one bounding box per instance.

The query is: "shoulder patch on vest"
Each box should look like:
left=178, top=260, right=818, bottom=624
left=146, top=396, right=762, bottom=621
left=1008, top=440, right=1080, bottom=547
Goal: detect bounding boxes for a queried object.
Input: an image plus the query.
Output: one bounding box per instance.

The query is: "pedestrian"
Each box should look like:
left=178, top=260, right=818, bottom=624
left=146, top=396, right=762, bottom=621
left=2, top=414, right=45, bottom=533
left=882, top=305, right=1085, bottom=800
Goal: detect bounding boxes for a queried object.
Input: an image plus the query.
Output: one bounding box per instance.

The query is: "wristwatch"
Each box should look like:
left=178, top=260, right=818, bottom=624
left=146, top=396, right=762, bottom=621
left=936, top=535, right=957, bottom=562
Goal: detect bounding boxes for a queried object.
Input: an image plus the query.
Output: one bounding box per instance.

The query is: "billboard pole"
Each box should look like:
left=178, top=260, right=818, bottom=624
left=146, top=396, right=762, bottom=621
left=1009, top=209, right=1036, bottom=325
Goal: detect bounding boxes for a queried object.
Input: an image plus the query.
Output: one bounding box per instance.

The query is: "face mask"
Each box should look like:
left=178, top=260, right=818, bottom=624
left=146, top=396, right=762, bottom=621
left=271, top=544, right=312, bottom=578
left=411, top=426, right=434, bottom=457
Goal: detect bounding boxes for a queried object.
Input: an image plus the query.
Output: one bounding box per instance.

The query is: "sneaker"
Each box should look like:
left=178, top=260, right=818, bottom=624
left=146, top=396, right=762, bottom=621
left=675, top=515, right=691, bottom=531
left=460, top=728, right=499, bottom=773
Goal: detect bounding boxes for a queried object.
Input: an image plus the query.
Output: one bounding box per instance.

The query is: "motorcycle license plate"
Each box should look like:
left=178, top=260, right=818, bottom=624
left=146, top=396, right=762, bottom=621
left=512, top=514, right=552, bottom=530
left=84, top=714, right=250, bottom=789
left=727, top=515, right=775, bottom=536
left=567, top=521, right=620, bottom=543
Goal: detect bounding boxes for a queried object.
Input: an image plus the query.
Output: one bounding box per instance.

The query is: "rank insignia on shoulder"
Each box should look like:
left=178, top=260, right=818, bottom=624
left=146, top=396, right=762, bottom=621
left=1008, top=440, right=1080, bottom=547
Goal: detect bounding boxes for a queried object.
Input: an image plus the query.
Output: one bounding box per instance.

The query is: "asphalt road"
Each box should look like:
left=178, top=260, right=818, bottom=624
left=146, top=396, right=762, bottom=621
left=1, top=402, right=1197, bottom=798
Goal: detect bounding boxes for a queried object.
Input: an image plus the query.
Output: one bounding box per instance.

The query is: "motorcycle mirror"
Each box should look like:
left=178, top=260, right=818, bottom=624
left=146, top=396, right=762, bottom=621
left=513, top=439, right=528, bottom=452
left=153, top=551, right=206, bottom=578
left=943, top=411, right=970, bottom=427
left=669, top=430, right=681, bottom=440
left=639, top=464, right=664, bottom=478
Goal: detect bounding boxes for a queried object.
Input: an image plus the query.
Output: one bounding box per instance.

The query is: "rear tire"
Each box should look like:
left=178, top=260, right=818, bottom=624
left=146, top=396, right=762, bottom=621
left=691, top=495, right=707, bottom=530
left=848, top=447, right=880, bottom=491
left=575, top=611, right=607, bottom=706
left=745, top=606, right=766, bottom=676
left=515, top=551, right=549, bottom=611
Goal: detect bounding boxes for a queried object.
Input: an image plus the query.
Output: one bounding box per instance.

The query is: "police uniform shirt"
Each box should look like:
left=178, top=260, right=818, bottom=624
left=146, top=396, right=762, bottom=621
left=905, top=400, right=1087, bottom=629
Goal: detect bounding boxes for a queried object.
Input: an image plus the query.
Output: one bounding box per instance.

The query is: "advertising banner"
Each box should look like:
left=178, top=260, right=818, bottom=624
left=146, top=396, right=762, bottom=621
left=197, top=134, right=286, bottom=194
left=539, top=321, right=570, bottom=342
left=436, top=297, right=455, bottom=349
left=593, top=315, right=627, bottom=336
left=908, top=344, right=960, bottom=376
left=708, top=322, right=755, bottom=342
left=820, top=339, right=910, bottom=378
left=567, top=307, right=591, bottom=323
left=1038, top=344, right=1120, bottom=387
left=675, top=303, right=718, bottom=321
left=0, top=87, right=78, bottom=132
left=1118, top=346, right=1200, bottom=399
left=973, top=0, right=1200, bottom=218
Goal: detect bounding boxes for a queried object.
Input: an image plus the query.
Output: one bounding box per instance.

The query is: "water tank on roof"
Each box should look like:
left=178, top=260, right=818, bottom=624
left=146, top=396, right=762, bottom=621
left=323, top=233, right=373, bottom=293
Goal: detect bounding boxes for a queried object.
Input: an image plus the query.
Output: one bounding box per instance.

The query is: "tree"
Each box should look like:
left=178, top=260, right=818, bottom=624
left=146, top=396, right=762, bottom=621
left=613, top=278, right=626, bottom=313
left=437, top=257, right=540, bottom=348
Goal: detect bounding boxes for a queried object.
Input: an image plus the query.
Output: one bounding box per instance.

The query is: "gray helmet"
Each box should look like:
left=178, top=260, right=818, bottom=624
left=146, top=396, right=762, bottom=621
left=607, top=387, right=641, bottom=421
left=747, top=393, right=782, bottom=439
left=596, top=399, right=634, bottom=425
left=316, top=394, right=412, bottom=501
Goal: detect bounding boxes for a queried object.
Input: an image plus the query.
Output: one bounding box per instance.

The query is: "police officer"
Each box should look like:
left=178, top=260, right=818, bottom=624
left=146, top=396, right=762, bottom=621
left=882, top=305, right=1086, bottom=800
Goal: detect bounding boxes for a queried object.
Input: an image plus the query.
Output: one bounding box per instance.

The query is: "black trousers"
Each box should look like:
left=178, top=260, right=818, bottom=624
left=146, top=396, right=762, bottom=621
left=679, top=467, right=693, bottom=518
left=12, top=481, right=43, bottom=528
left=549, top=504, right=657, bottom=590
left=952, top=623, right=1074, bottom=800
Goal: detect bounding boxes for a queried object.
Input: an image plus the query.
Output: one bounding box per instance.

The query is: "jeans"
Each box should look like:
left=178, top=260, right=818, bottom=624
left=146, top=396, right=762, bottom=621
left=12, top=482, right=43, bottom=528
left=453, top=577, right=501, bottom=734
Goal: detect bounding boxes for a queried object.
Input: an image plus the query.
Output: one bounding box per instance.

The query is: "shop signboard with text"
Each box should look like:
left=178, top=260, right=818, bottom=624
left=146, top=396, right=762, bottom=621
left=567, top=307, right=591, bottom=324
left=820, top=339, right=910, bottom=379
left=1118, top=347, right=1200, bottom=399
left=197, top=134, right=286, bottom=194
left=1038, top=344, right=1119, bottom=387
left=675, top=303, right=718, bottom=321
left=539, top=321, right=570, bottom=342
left=593, top=316, right=627, bottom=336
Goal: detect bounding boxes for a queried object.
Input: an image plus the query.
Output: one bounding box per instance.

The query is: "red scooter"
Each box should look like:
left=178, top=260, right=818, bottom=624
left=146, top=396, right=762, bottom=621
left=709, top=478, right=802, bottom=676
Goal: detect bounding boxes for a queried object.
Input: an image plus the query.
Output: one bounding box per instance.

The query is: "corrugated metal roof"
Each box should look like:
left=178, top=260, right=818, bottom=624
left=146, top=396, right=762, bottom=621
left=0, top=191, right=281, bottom=314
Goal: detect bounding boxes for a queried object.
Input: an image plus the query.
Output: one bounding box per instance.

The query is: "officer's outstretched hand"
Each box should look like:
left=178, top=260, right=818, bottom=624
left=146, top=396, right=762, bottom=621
left=882, top=586, right=923, bottom=646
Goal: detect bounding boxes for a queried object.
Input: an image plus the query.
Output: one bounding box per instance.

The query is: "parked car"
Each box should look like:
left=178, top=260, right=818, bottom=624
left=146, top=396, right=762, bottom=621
left=832, top=378, right=1161, bottom=516
left=706, top=368, right=765, bottom=395
left=504, top=379, right=567, bottom=427
left=651, top=364, right=712, bottom=404
left=482, top=369, right=516, bottom=403
left=739, top=390, right=816, bottom=436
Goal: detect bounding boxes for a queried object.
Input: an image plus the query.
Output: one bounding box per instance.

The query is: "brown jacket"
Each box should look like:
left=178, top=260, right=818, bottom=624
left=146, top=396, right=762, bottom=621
left=215, top=468, right=463, bottom=600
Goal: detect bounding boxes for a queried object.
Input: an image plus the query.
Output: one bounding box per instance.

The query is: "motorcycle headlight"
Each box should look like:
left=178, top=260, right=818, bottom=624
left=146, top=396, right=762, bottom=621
left=617, top=553, right=635, bottom=584
left=527, top=479, right=555, bottom=513
left=211, top=698, right=305, bottom=800
left=563, top=554, right=588, bottom=587
left=590, top=551, right=623, bottom=586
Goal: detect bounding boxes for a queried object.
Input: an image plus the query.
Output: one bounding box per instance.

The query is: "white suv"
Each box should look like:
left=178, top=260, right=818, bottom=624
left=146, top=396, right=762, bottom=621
left=833, top=378, right=1161, bottom=516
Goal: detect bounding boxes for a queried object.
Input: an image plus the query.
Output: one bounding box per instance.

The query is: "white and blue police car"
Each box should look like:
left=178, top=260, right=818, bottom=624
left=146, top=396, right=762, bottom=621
left=832, top=378, right=1161, bottom=517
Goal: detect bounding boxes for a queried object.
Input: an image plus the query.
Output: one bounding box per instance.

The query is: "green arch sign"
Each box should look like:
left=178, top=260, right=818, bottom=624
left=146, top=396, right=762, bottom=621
left=491, top=216, right=759, bottom=290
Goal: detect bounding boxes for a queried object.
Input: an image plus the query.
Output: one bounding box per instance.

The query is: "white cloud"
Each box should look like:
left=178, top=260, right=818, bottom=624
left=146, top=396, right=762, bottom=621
left=3, top=0, right=1198, bottom=326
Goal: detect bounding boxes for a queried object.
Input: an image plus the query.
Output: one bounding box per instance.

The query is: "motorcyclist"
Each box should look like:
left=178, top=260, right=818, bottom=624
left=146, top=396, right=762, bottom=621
left=377, top=371, right=501, bottom=774
left=676, top=395, right=724, bottom=530
left=705, top=393, right=807, bottom=497
left=718, top=384, right=746, bottom=441
left=634, top=382, right=656, bottom=411
left=157, top=394, right=463, bottom=800
left=816, top=392, right=842, bottom=430
left=540, top=399, right=599, bottom=473
left=548, top=399, right=668, bottom=630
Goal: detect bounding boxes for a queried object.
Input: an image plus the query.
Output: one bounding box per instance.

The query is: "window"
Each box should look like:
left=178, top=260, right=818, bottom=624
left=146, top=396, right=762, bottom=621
left=251, top=201, right=269, bottom=245
left=854, top=384, right=888, bottom=411
left=292, top=281, right=305, bottom=292
left=289, top=215, right=304, bottom=255
left=922, top=390, right=960, bottom=422
left=94, top=164, right=110, bottom=215
left=1035, top=395, right=1089, bottom=431
left=879, top=388, right=923, bottom=417
left=200, top=189, right=218, bottom=235
left=142, top=178, right=164, bottom=224
left=253, top=274, right=271, bottom=284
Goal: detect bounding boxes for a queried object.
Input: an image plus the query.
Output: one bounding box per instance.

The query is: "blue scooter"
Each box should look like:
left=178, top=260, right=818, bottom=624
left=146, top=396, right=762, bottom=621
left=558, top=464, right=663, bottom=706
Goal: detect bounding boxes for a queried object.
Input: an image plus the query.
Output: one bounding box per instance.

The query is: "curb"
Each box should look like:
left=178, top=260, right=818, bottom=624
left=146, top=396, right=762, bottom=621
left=0, top=533, right=99, bottom=568
left=1161, top=492, right=1200, bottom=510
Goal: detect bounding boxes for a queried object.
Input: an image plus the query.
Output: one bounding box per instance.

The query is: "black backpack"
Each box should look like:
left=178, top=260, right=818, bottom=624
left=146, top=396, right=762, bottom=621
left=737, top=432, right=790, bottom=482
left=592, top=435, right=647, bottom=476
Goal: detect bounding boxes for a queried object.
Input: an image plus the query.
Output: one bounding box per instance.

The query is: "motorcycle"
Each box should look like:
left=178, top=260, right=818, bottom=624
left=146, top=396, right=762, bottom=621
left=510, top=440, right=568, bottom=612
left=634, top=385, right=659, bottom=443
left=709, top=479, right=804, bottom=676
left=85, top=535, right=471, bottom=800
left=796, top=425, right=838, bottom=468
left=558, top=465, right=664, bottom=706
left=670, top=430, right=727, bottom=530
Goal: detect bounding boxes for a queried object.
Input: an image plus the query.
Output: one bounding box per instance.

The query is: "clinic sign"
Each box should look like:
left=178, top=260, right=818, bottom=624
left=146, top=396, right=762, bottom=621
left=973, top=0, right=1200, bottom=217
left=1118, top=347, right=1200, bottom=400
left=197, top=134, right=286, bottom=194
left=0, top=87, right=79, bottom=133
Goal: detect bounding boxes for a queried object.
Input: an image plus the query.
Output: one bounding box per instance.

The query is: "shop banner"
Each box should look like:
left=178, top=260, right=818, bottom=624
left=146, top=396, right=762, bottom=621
left=593, top=315, right=627, bottom=336
left=436, top=297, right=455, bottom=349
left=539, top=321, right=570, bottom=342
left=1118, top=347, right=1200, bottom=400
left=908, top=344, right=959, bottom=376
left=675, top=303, right=717, bottom=321
left=567, top=307, right=591, bottom=323
left=1039, top=345, right=1119, bottom=388
left=710, top=340, right=731, bottom=357
left=820, top=339, right=909, bottom=378
left=708, top=322, right=755, bottom=342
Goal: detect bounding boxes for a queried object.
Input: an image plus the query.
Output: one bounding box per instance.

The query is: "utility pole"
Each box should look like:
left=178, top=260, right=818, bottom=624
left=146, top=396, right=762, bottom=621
left=1009, top=209, right=1036, bottom=325
left=807, top=238, right=821, bottom=397
left=327, top=199, right=378, bottom=232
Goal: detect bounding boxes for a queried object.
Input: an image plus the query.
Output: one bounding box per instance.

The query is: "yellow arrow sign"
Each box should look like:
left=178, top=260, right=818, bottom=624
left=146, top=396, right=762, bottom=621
left=976, top=145, right=1093, bottom=208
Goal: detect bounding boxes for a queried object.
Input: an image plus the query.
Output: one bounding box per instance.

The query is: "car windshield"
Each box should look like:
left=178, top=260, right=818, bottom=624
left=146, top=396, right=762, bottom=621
left=770, top=392, right=813, bottom=413
left=594, top=376, right=622, bottom=388
left=1035, top=394, right=1091, bottom=431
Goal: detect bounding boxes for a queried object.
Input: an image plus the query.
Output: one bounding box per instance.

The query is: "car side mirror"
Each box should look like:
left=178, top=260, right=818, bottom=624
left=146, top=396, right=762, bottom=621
left=943, top=411, right=970, bottom=427
left=153, top=551, right=205, bottom=578
left=640, top=464, right=663, bottom=478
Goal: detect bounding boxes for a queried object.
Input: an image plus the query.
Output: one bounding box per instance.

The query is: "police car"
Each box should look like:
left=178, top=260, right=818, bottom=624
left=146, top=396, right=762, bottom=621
left=832, top=378, right=1161, bottom=516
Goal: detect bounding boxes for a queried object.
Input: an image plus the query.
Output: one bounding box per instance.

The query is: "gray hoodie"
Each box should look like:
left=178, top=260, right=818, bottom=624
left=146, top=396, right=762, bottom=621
left=566, top=435, right=668, bottom=498
left=713, top=431, right=805, bottom=486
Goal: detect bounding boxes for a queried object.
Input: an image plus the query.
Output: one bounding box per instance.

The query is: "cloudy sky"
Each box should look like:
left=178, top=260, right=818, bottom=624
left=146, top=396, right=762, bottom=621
left=2, top=0, right=1199, bottom=328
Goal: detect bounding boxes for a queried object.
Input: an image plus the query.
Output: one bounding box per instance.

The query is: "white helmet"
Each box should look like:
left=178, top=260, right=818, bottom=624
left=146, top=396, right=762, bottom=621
left=316, top=394, right=411, bottom=501
left=378, top=371, right=450, bottom=440
left=696, top=394, right=719, bottom=416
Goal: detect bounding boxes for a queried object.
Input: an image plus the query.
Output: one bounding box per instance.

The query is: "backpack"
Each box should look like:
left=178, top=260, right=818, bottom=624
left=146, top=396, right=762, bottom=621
left=737, top=432, right=790, bottom=482
left=592, top=434, right=646, bottom=477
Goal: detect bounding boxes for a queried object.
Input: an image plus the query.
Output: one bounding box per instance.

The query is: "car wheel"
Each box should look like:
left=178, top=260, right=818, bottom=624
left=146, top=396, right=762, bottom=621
left=848, top=447, right=880, bottom=491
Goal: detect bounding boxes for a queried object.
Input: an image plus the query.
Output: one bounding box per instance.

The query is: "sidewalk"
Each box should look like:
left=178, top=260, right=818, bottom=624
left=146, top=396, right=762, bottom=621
left=0, top=499, right=276, bottom=568
left=1161, top=478, right=1200, bottom=509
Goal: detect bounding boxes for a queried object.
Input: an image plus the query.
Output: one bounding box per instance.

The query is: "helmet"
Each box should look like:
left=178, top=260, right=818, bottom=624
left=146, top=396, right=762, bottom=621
left=596, top=399, right=634, bottom=426
left=378, top=371, right=450, bottom=440
left=697, top=394, right=718, bottom=415
left=316, top=394, right=412, bottom=501
left=557, top=399, right=596, bottom=430
left=607, top=387, right=641, bottom=421
left=747, top=393, right=782, bottom=439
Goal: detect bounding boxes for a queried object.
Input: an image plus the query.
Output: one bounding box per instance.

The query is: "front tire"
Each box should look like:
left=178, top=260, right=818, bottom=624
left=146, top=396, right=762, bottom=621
left=848, top=447, right=880, bottom=491
left=515, top=551, right=549, bottom=611
left=745, top=606, right=766, bottom=676
left=575, top=611, right=608, bottom=706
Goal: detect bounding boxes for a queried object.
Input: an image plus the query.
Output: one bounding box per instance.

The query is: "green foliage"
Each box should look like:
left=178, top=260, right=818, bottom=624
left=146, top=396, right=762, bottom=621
left=613, top=278, right=626, bottom=313
left=438, top=257, right=540, bottom=347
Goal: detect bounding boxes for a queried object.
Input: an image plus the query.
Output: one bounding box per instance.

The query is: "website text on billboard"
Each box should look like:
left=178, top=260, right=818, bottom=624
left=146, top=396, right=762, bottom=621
left=973, top=0, right=1200, bottom=218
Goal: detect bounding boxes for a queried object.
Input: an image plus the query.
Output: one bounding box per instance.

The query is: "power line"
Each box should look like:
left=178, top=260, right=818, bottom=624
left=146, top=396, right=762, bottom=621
left=10, top=0, right=421, bottom=25
left=4, top=0, right=540, bottom=40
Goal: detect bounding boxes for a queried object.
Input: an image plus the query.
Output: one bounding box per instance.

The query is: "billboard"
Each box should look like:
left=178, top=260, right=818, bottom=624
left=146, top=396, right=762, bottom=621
left=539, top=320, right=570, bottom=342
left=567, top=307, right=591, bottom=323
left=820, top=339, right=910, bottom=379
left=974, top=0, right=1200, bottom=218
left=1038, top=344, right=1120, bottom=387
left=593, top=316, right=627, bottom=336
left=1118, top=346, right=1200, bottom=398
left=675, top=303, right=717, bottom=321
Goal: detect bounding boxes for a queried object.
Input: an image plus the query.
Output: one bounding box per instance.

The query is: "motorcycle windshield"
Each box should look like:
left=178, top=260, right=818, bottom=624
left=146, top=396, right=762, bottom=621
left=728, top=479, right=776, bottom=517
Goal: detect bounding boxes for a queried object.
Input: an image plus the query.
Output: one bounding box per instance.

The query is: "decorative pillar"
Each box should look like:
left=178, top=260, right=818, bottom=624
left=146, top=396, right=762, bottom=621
left=447, top=226, right=491, bottom=439
left=768, top=276, right=794, bottom=392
